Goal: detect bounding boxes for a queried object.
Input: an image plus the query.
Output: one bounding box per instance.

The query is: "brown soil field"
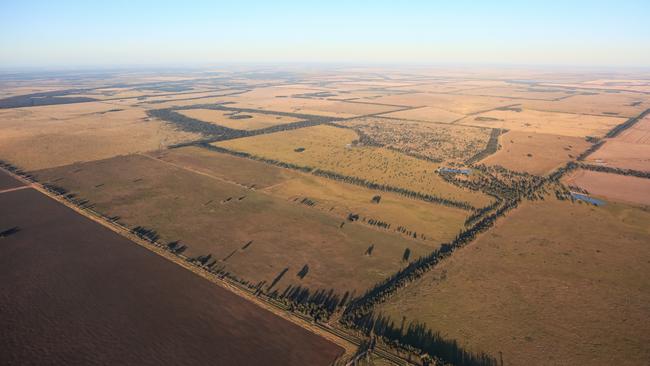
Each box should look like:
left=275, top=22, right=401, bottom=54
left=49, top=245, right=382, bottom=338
left=34, top=154, right=433, bottom=296
left=520, top=92, right=650, bottom=118
left=152, top=147, right=469, bottom=244
left=378, top=198, right=650, bottom=366
left=0, top=187, right=343, bottom=366
left=460, top=108, right=625, bottom=138
left=481, top=130, right=590, bottom=175
left=178, top=108, right=304, bottom=130
left=0, top=102, right=200, bottom=170
left=563, top=169, right=650, bottom=206
left=616, top=114, right=650, bottom=144
left=378, top=106, right=466, bottom=124
left=0, top=169, right=24, bottom=190
left=587, top=140, right=650, bottom=172
left=338, top=117, right=492, bottom=163
left=215, top=125, right=492, bottom=208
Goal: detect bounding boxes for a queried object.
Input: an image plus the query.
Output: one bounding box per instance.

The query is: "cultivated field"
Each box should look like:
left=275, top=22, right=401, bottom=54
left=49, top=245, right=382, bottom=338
left=0, top=187, right=343, bottom=366
left=481, top=130, right=590, bottom=175
left=521, top=92, right=650, bottom=117
left=215, top=124, right=493, bottom=208
left=459, top=108, right=625, bottom=137
left=34, top=154, right=434, bottom=297
left=377, top=198, right=650, bottom=366
left=563, top=169, right=650, bottom=206
left=587, top=114, right=650, bottom=171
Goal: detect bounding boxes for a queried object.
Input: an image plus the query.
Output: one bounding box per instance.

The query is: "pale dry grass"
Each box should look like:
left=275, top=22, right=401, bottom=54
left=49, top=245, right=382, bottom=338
left=367, top=93, right=514, bottom=114
left=215, top=125, right=491, bottom=207
left=460, top=108, right=625, bottom=137
left=178, top=108, right=303, bottom=130
left=521, top=92, right=650, bottom=117
left=0, top=102, right=200, bottom=170
left=481, top=130, right=590, bottom=175
left=378, top=198, right=650, bottom=366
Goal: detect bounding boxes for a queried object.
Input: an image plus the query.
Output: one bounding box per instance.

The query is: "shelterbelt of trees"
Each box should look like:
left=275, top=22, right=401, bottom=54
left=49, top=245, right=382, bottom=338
left=201, top=144, right=477, bottom=210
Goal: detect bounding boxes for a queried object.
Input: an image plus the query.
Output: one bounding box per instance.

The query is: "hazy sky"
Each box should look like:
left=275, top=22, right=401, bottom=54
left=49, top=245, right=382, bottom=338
left=1, top=0, right=649, bottom=68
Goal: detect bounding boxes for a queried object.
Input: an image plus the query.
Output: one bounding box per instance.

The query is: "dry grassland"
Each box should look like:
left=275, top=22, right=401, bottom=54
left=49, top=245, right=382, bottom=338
left=460, top=108, right=625, bottom=137
left=367, top=93, right=514, bottom=114
left=0, top=102, right=199, bottom=170
left=587, top=115, right=650, bottom=171
left=378, top=198, right=650, bottom=366
left=379, top=106, right=466, bottom=124
left=215, top=125, right=492, bottom=207
left=520, top=92, right=649, bottom=117
left=481, top=130, right=590, bottom=175
left=178, top=108, right=303, bottom=130
left=34, top=154, right=433, bottom=296
left=457, top=86, right=575, bottom=100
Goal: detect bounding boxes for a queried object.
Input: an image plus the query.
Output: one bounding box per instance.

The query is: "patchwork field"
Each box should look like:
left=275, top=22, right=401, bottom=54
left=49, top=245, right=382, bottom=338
left=337, top=117, right=492, bottom=163
left=481, top=130, right=590, bottom=175
left=215, top=125, right=492, bottom=208
left=178, top=108, right=304, bottom=130
left=563, top=169, right=650, bottom=206
left=378, top=198, right=650, bottom=366
left=460, top=108, right=625, bottom=137
left=378, top=106, right=466, bottom=124
left=367, top=92, right=514, bottom=114
left=34, top=154, right=434, bottom=297
left=0, top=102, right=200, bottom=170
left=3, top=68, right=650, bottom=365
left=152, top=147, right=469, bottom=244
left=521, top=92, right=649, bottom=118
left=586, top=115, right=650, bottom=171
left=0, top=187, right=343, bottom=366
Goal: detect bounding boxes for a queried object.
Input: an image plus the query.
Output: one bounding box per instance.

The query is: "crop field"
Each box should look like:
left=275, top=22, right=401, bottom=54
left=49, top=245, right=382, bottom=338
left=33, top=154, right=434, bottom=297
left=378, top=106, right=466, bottom=123
left=563, top=169, right=650, bottom=206
left=520, top=92, right=650, bottom=118
left=456, top=85, right=576, bottom=100
left=0, top=102, right=199, bottom=170
left=481, top=130, right=591, bottom=175
left=459, top=108, right=625, bottom=137
left=377, top=198, right=650, bottom=366
left=214, top=125, right=493, bottom=208
left=0, top=187, right=343, bottom=366
left=337, top=117, right=492, bottom=163
left=178, top=108, right=304, bottom=130
left=586, top=114, right=650, bottom=171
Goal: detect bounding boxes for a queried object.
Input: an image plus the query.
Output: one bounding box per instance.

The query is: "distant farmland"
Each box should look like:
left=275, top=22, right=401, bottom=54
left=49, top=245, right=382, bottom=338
left=0, top=187, right=343, bottom=366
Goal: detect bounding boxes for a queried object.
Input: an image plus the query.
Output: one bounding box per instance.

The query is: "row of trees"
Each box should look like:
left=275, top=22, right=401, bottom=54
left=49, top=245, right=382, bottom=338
left=204, top=144, right=476, bottom=210
left=340, top=197, right=519, bottom=365
left=464, top=128, right=505, bottom=165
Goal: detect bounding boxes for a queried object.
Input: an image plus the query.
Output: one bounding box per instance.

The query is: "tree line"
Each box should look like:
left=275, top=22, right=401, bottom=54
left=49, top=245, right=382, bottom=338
left=202, top=144, right=476, bottom=210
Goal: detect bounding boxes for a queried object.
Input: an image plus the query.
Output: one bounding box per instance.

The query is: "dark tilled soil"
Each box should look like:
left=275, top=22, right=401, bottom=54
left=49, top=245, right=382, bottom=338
left=0, top=188, right=343, bottom=366
left=0, top=170, right=24, bottom=191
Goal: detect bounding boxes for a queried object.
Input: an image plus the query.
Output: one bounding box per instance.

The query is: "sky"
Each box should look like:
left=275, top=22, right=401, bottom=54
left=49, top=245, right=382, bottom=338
left=1, top=0, right=649, bottom=69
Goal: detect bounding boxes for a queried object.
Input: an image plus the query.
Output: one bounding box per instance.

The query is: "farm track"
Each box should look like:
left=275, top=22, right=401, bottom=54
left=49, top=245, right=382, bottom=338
left=0, top=166, right=414, bottom=366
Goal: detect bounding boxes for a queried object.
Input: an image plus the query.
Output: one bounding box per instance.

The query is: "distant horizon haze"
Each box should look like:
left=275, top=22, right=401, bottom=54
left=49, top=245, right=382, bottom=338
left=1, top=0, right=649, bottom=68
